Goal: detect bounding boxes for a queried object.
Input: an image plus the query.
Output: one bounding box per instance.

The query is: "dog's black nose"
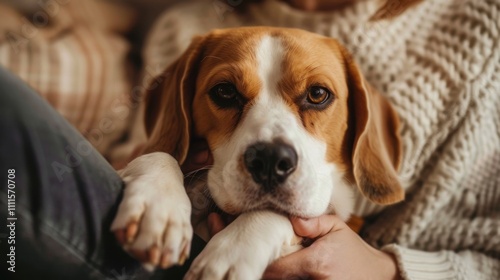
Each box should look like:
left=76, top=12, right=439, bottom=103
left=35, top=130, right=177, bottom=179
left=244, top=141, right=298, bottom=191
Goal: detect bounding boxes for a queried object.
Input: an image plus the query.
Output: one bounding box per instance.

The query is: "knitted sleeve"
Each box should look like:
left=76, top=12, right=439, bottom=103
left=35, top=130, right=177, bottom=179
left=362, top=66, right=500, bottom=278
left=361, top=44, right=500, bottom=279
left=383, top=245, right=500, bottom=280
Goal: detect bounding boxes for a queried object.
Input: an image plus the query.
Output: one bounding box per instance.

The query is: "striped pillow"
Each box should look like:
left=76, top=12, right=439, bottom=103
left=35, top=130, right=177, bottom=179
left=0, top=1, right=136, bottom=157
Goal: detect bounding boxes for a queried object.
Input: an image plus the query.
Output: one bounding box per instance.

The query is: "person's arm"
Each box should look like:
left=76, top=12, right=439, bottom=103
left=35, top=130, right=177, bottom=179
left=383, top=244, right=500, bottom=280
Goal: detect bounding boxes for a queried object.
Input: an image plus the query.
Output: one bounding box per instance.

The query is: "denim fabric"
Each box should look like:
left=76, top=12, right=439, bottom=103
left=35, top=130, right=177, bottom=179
left=0, top=67, right=204, bottom=280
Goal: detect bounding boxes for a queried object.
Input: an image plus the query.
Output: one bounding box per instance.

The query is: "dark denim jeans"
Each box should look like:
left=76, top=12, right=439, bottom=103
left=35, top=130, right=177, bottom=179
left=0, top=67, right=203, bottom=280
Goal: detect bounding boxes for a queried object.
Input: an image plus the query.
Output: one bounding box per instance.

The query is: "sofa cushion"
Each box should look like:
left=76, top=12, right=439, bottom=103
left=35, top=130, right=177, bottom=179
left=0, top=1, right=136, bottom=156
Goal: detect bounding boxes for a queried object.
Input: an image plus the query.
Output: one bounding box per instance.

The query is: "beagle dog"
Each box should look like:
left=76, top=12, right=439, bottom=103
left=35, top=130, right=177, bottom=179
left=111, top=27, right=403, bottom=279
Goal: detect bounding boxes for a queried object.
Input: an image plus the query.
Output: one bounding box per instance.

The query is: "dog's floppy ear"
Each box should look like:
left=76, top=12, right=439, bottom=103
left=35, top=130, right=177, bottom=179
left=142, top=36, right=206, bottom=164
left=342, top=48, right=404, bottom=205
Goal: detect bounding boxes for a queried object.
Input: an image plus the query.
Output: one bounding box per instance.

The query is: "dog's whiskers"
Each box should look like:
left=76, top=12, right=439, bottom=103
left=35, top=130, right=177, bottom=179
left=184, top=165, right=214, bottom=178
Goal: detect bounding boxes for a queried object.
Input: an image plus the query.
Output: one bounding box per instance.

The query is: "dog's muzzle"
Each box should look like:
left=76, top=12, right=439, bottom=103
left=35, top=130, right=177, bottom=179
left=244, top=140, right=298, bottom=191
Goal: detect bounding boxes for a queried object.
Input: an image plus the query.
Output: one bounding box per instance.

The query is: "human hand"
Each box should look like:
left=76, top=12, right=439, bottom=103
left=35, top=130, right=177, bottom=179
left=263, top=215, right=401, bottom=280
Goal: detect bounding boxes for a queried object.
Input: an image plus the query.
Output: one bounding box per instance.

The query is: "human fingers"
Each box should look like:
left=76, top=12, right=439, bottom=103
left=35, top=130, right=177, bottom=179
left=290, top=214, right=347, bottom=239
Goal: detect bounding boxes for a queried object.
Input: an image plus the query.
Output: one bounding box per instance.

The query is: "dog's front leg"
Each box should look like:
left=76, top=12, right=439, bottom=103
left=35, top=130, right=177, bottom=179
left=111, top=152, right=193, bottom=270
left=185, top=210, right=301, bottom=280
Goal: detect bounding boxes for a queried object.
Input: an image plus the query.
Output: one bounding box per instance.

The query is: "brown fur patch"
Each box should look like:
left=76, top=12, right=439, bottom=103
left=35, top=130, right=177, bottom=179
left=277, top=33, right=353, bottom=173
left=192, top=29, right=264, bottom=150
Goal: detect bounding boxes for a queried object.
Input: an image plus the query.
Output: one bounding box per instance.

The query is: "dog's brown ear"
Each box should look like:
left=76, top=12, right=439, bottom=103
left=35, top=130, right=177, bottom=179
left=342, top=49, right=404, bottom=205
left=142, top=35, right=206, bottom=164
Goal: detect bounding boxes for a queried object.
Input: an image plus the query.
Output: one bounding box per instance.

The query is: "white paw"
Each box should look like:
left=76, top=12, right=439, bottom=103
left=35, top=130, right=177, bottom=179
left=184, top=230, right=269, bottom=280
left=111, top=153, right=193, bottom=270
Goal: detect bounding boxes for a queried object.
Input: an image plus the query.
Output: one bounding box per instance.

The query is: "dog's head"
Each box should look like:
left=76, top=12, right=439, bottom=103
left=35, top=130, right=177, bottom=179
left=144, top=27, right=403, bottom=219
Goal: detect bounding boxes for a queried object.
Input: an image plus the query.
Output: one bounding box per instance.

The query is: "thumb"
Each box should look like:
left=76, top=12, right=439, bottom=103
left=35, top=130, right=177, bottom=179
left=262, top=249, right=312, bottom=279
left=290, top=214, right=347, bottom=239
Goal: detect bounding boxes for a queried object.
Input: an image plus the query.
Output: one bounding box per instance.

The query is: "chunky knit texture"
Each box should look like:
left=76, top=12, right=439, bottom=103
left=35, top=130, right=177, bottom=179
left=143, top=0, right=500, bottom=279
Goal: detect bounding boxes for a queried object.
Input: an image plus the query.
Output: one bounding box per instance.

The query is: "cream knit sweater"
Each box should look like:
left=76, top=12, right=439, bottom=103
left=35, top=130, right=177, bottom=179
left=142, top=0, right=500, bottom=279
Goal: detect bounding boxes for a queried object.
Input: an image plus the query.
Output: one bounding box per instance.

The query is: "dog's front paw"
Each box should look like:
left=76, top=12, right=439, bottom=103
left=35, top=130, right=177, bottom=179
left=184, top=231, right=268, bottom=280
left=111, top=153, right=193, bottom=270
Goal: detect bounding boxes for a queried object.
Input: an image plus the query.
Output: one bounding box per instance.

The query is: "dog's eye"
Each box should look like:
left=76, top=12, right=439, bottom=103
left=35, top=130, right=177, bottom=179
left=214, top=83, right=237, bottom=99
left=306, top=86, right=331, bottom=105
left=209, top=83, right=242, bottom=109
